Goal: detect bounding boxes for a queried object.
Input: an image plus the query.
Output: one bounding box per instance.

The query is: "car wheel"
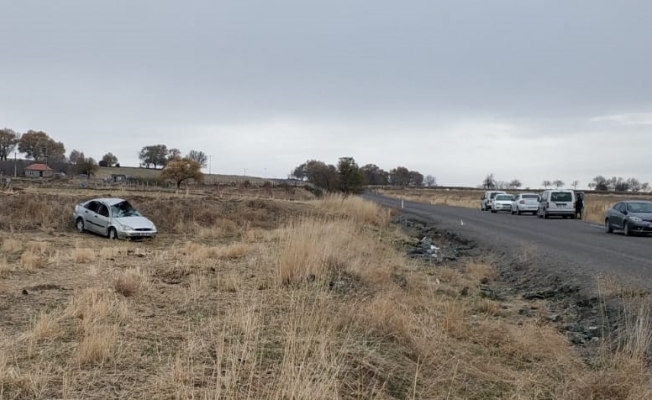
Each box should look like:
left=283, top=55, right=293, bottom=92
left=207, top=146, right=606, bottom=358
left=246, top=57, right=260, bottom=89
left=623, top=222, right=631, bottom=236
left=605, top=219, right=613, bottom=233
left=76, top=218, right=85, bottom=233
left=108, top=227, right=118, bottom=240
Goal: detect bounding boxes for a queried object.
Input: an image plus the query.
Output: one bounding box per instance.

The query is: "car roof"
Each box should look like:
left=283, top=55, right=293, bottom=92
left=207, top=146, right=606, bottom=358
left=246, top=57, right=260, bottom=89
left=87, top=198, right=127, bottom=206
left=624, top=200, right=652, bottom=204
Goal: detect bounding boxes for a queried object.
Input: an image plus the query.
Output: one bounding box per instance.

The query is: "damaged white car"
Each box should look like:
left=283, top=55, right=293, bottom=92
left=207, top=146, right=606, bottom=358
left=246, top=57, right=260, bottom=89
left=72, top=197, right=157, bottom=240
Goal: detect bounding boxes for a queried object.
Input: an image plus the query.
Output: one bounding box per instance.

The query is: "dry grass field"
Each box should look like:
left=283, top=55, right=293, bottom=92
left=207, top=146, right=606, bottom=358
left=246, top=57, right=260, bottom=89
left=376, top=188, right=652, bottom=225
left=1, top=188, right=651, bottom=399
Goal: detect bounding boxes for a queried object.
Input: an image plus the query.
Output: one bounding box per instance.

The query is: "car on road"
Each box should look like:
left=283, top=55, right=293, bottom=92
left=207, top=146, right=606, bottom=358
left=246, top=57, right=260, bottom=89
left=604, top=200, right=652, bottom=236
left=481, top=190, right=506, bottom=211
left=511, top=193, right=540, bottom=215
left=537, top=189, right=576, bottom=219
left=491, top=193, right=514, bottom=213
left=73, top=197, right=157, bottom=240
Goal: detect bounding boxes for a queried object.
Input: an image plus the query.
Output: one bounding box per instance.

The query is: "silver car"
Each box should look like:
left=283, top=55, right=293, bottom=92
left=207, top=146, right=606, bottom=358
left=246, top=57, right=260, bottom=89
left=73, top=197, right=157, bottom=240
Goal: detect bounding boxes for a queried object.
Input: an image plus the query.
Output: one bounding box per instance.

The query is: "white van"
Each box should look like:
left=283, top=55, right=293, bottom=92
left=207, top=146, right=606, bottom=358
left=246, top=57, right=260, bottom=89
left=537, top=189, right=576, bottom=219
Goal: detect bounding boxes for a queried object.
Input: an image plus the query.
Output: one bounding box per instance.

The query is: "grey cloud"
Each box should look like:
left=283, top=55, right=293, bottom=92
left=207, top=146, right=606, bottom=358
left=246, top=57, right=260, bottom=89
left=1, top=1, right=651, bottom=187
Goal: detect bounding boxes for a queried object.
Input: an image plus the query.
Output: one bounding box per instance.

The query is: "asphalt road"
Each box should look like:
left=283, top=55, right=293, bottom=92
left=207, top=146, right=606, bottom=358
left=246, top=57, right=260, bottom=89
left=364, top=193, right=652, bottom=285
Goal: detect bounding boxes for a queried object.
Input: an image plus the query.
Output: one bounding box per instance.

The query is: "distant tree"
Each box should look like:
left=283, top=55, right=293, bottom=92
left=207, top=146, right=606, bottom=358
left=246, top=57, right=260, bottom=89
left=483, top=173, right=496, bottom=189
left=101, top=152, right=118, bottom=167
left=424, top=175, right=437, bottom=187
left=509, top=179, right=522, bottom=189
left=495, top=180, right=510, bottom=189
left=337, top=157, right=365, bottom=194
left=68, top=149, right=83, bottom=165
left=161, top=157, right=204, bottom=189
left=591, top=175, right=609, bottom=191
left=186, top=150, right=208, bottom=168
left=0, top=128, right=19, bottom=161
left=291, top=160, right=339, bottom=191
left=18, top=130, right=65, bottom=163
left=408, top=171, right=424, bottom=186
left=552, top=180, right=564, bottom=189
left=389, top=166, right=411, bottom=186
left=74, top=155, right=99, bottom=177
left=571, top=180, right=579, bottom=190
left=609, top=176, right=630, bottom=192
left=138, top=144, right=169, bottom=169
left=641, top=182, right=651, bottom=192
left=167, top=148, right=182, bottom=162
left=360, top=164, right=389, bottom=185
left=542, top=180, right=552, bottom=189
left=627, top=178, right=642, bottom=192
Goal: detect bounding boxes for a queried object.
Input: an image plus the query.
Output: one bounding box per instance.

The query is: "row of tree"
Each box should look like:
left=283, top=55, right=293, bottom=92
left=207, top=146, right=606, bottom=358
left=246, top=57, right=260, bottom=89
left=290, top=160, right=436, bottom=190
left=482, top=173, right=651, bottom=192
left=0, top=128, right=210, bottom=177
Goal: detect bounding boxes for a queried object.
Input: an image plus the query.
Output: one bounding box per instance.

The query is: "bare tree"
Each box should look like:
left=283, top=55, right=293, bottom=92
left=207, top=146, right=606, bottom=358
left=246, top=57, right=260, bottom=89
left=552, top=180, right=565, bottom=189
left=0, top=128, right=19, bottom=161
left=542, top=180, right=552, bottom=189
left=186, top=150, right=208, bottom=168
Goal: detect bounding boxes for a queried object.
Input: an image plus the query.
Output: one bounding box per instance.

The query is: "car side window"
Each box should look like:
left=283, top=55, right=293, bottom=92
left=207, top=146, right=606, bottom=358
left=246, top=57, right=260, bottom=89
left=613, top=202, right=623, bottom=212
left=84, top=201, right=98, bottom=212
left=97, top=204, right=109, bottom=217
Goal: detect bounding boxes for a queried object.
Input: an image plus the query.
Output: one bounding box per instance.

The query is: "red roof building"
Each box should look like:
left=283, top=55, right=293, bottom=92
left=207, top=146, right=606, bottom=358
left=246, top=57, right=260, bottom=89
left=25, top=163, right=54, bottom=178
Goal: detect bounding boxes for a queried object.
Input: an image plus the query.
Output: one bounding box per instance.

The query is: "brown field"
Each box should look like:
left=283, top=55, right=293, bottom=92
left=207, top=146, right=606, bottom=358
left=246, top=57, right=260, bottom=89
left=1, top=188, right=651, bottom=399
left=375, top=187, right=652, bottom=225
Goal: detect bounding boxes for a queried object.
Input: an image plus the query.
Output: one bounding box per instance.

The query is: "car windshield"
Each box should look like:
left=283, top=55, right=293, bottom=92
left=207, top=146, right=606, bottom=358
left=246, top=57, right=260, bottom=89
left=626, top=202, right=652, bottom=213
left=111, top=200, right=142, bottom=218
left=495, top=195, right=513, bottom=201
left=550, top=192, right=572, bottom=202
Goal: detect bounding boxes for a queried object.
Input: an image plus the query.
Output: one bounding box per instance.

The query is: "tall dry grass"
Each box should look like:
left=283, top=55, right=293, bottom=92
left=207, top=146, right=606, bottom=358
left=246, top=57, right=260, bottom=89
left=1, top=191, right=652, bottom=398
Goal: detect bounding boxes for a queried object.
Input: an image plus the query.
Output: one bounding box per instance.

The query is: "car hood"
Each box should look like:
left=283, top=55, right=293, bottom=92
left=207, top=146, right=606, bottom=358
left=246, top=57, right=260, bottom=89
left=114, top=216, right=155, bottom=229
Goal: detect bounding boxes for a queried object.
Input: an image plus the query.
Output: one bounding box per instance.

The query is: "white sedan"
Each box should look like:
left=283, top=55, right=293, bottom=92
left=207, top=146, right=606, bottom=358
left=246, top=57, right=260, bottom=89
left=511, top=193, right=541, bottom=215
left=72, top=197, right=157, bottom=240
left=491, top=194, right=514, bottom=213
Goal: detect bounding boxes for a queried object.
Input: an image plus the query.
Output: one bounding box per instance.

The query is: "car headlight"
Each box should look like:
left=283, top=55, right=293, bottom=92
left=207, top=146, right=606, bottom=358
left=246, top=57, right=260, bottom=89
left=121, top=224, right=134, bottom=231
left=629, top=216, right=642, bottom=223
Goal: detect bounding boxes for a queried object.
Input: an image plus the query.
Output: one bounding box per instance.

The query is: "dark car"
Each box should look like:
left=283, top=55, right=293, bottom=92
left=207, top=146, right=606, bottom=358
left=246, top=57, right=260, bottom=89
left=604, top=200, right=652, bottom=236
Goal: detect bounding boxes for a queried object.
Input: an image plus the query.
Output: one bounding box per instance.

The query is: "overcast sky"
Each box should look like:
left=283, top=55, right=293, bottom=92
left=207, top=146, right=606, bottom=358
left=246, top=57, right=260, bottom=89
left=1, top=1, right=651, bottom=188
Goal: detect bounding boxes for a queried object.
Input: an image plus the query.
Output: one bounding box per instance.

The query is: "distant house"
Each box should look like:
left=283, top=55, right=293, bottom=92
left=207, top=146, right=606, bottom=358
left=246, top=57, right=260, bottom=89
left=25, top=163, right=54, bottom=178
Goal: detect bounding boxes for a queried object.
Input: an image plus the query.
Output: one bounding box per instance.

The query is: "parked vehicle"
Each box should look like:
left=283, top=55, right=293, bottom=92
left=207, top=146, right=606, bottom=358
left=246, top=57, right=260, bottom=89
left=604, top=200, right=652, bottom=236
left=537, top=189, right=576, bottom=219
left=511, top=193, right=540, bottom=215
left=73, top=198, right=157, bottom=240
left=481, top=190, right=506, bottom=211
left=491, top=194, right=514, bottom=213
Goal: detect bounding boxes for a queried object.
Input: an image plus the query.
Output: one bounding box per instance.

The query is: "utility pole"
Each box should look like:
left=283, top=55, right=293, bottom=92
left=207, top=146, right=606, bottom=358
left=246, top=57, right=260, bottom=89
left=209, top=155, right=212, bottom=174
left=243, top=168, right=247, bottom=176
left=14, top=151, right=17, bottom=177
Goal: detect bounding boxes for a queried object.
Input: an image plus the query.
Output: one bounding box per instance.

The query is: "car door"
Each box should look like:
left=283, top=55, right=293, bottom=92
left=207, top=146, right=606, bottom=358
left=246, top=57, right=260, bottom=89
left=610, top=202, right=624, bottom=228
left=94, top=203, right=110, bottom=235
left=82, top=201, right=101, bottom=234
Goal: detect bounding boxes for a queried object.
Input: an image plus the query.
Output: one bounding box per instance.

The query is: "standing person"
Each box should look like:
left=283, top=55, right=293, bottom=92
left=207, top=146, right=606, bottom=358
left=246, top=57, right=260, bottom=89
left=575, top=193, right=584, bottom=219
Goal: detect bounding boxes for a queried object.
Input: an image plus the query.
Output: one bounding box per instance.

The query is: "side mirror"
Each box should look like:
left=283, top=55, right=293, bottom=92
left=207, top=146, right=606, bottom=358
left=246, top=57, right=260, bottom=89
left=622, top=210, right=628, bottom=215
